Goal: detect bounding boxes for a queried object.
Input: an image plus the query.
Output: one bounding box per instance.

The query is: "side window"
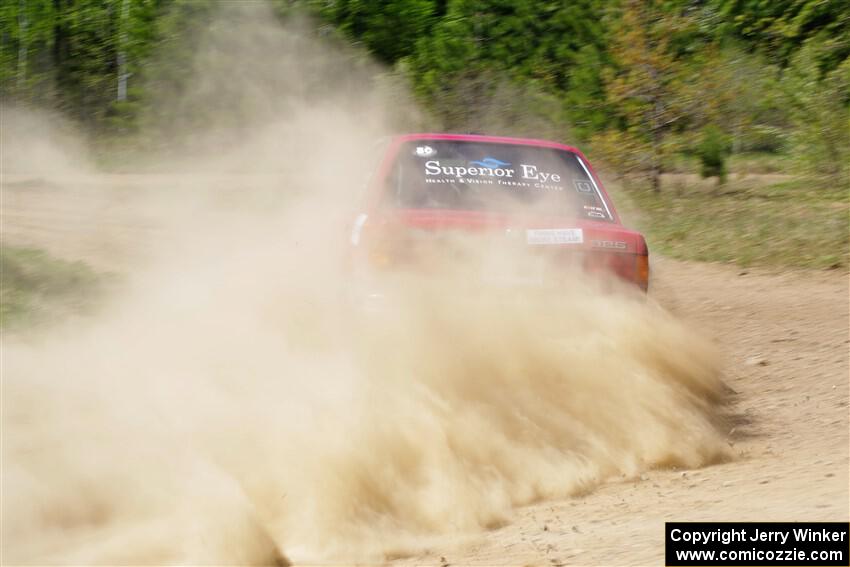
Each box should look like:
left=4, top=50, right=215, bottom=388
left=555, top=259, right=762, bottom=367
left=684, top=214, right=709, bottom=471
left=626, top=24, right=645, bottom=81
left=385, top=157, right=402, bottom=206
left=358, top=137, right=391, bottom=205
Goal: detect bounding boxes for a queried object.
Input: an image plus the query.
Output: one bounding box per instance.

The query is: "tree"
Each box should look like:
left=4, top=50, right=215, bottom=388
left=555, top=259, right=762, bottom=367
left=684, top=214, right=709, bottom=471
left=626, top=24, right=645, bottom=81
left=0, top=0, right=57, bottom=103
left=711, top=0, right=850, bottom=71
left=311, top=0, right=438, bottom=64
left=401, top=0, right=609, bottom=137
left=782, top=39, right=850, bottom=181
left=599, top=0, right=693, bottom=191
left=696, top=124, right=731, bottom=185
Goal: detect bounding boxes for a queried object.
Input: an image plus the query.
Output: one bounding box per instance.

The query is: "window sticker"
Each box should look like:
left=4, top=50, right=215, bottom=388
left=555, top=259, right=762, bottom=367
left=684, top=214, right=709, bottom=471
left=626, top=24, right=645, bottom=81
left=574, top=155, right=613, bottom=220
left=583, top=204, right=607, bottom=219
left=574, top=180, right=593, bottom=193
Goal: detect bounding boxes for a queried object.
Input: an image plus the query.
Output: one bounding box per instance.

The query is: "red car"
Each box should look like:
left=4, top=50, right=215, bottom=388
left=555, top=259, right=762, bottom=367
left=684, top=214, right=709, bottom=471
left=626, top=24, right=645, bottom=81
left=348, top=133, right=649, bottom=293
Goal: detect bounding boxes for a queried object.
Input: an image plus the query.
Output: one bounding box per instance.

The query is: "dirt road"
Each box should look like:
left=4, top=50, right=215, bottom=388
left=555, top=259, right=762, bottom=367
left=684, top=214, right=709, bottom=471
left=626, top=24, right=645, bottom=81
left=2, top=177, right=848, bottom=565
left=403, top=257, right=850, bottom=565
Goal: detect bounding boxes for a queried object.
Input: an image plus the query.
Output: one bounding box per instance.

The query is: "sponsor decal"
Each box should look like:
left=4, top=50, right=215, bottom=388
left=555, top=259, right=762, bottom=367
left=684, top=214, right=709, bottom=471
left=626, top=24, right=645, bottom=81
left=470, top=157, right=511, bottom=169
left=424, top=159, right=564, bottom=190
left=591, top=239, right=627, bottom=250
left=574, top=179, right=593, bottom=193
left=583, top=205, right=608, bottom=219
left=519, top=164, right=561, bottom=183
left=425, top=160, right=513, bottom=179
left=526, top=228, right=584, bottom=245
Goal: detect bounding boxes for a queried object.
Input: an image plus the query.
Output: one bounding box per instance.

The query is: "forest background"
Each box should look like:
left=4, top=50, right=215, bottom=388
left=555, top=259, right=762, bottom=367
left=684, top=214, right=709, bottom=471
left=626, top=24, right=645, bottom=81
left=1, top=0, right=848, bottom=290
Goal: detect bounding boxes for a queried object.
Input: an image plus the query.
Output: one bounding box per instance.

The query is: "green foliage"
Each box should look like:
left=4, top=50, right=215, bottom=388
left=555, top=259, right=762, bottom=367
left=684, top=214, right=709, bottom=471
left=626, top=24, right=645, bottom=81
left=0, top=0, right=58, bottom=103
left=402, top=0, right=609, bottom=137
left=711, top=0, right=850, bottom=71
left=1, top=0, right=165, bottom=130
left=597, top=0, right=698, bottom=191
left=781, top=39, right=850, bottom=182
left=563, top=44, right=610, bottom=139
left=0, top=0, right=846, bottom=193
left=588, top=128, right=647, bottom=178
left=706, top=46, right=786, bottom=154
left=311, top=0, right=437, bottom=63
left=0, top=246, right=104, bottom=329
left=696, top=124, right=731, bottom=184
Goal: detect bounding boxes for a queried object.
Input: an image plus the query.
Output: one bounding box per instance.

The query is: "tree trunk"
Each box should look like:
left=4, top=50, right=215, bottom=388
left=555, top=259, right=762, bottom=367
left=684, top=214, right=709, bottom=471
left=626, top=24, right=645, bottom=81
left=17, top=0, right=28, bottom=90
left=116, top=0, right=130, bottom=101
left=650, top=131, right=662, bottom=193
left=650, top=99, right=663, bottom=193
left=650, top=164, right=661, bottom=193
left=52, top=0, right=69, bottom=91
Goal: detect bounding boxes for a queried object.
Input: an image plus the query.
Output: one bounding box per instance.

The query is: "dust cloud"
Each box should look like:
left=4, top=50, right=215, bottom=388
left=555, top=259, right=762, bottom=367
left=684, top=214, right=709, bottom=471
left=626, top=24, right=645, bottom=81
left=1, top=3, right=731, bottom=564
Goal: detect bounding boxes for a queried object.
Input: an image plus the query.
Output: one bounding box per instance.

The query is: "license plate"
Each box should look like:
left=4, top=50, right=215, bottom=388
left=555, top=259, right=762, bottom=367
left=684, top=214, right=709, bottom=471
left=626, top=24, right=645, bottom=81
left=526, top=228, right=584, bottom=245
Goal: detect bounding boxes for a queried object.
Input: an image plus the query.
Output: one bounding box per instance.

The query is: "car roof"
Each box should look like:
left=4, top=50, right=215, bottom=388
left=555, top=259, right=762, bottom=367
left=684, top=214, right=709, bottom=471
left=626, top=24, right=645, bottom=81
left=391, top=133, right=583, bottom=155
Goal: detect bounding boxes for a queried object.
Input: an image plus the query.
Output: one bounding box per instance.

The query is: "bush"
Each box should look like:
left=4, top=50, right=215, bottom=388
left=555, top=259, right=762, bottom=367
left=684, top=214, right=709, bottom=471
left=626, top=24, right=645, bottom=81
left=696, top=124, right=731, bottom=184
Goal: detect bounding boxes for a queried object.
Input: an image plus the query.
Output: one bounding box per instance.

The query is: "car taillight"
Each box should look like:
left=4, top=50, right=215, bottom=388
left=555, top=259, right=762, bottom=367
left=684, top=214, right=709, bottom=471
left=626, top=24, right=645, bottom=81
left=368, top=246, right=394, bottom=268
left=635, top=253, right=649, bottom=291
left=361, top=223, right=409, bottom=270
left=583, top=252, right=649, bottom=291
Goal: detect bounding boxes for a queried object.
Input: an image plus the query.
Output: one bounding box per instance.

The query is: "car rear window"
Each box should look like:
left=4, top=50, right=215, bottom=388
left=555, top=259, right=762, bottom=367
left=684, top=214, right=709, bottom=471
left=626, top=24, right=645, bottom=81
left=384, top=140, right=613, bottom=221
